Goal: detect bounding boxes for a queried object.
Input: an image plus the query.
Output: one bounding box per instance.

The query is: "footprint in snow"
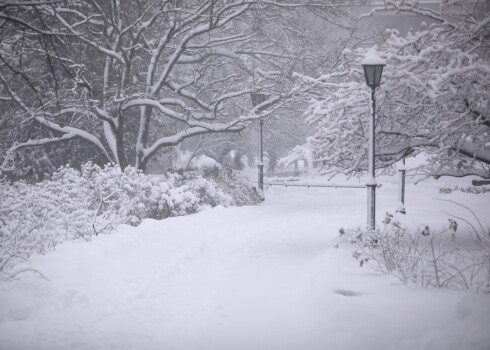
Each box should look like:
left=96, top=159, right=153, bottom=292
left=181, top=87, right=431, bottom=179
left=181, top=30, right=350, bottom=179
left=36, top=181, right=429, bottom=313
left=333, top=289, right=362, bottom=297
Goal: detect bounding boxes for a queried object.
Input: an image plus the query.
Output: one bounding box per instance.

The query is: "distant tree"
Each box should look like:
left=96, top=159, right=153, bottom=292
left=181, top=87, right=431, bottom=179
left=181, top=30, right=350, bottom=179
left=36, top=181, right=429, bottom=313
left=290, top=1, right=490, bottom=179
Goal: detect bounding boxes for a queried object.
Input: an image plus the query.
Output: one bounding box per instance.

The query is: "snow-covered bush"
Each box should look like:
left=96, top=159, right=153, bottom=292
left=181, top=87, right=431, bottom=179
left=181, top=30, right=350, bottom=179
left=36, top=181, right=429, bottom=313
left=1, top=167, right=92, bottom=279
left=81, top=163, right=196, bottom=227
left=340, top=212, right=490, bottom=290
left=0, top=163, right=258, bottom=280
left=439, top=186, right=490, bottom=195
left=176, top=174, right=233, bottom=209
left=201, top=166, right=263, bottom=206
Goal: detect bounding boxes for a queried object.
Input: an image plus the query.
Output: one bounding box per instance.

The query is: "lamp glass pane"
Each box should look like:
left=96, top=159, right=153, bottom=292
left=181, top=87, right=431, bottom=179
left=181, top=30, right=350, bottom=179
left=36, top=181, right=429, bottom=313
left=374, top=66, right=384, bottom=86
left=363, top=65, right=375, bottom=86
left=368, top=68, right=375, bottom=86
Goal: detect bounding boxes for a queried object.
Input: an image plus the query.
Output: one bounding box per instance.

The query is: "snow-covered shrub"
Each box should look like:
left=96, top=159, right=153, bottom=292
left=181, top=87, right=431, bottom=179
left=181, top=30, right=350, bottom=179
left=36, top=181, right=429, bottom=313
left=201, top=166, right=263, bottom=206
left=183, top=153, right=219, bottom=171
left=0, top=163, right=258, bottom=280
left=0, top=167, right=94, bottom=279
left=439, top=186, right=490, bottom=195
left=340, top=212, right=490, bottom=290
left=81, top=163, right=174, bottom=227
left=176, top=173, right=233, bottom=209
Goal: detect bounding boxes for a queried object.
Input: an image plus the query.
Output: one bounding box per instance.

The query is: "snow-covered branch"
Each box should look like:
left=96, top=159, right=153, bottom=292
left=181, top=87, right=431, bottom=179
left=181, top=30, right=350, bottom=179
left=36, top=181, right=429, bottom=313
left=1, top=0, right=344, bottom=174
left=292, top=1, right=490, bottom=178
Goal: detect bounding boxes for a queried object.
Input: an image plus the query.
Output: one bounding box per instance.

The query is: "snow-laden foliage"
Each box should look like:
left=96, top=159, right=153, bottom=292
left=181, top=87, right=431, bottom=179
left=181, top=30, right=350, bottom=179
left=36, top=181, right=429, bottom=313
left=0, top=163, right=257, bottom=280
left=340, top=212, right=490, bottom=290
left=292, top=1, right=490, bottom=179
left=278, top=144, right=314, bottom=170
left=201, top=166, right=263, bottom=206
left=0, top=0, right=344, bottom=176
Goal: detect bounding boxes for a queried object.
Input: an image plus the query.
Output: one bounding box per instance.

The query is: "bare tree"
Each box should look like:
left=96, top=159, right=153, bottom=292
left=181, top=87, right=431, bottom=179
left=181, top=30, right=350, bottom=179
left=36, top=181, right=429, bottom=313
left=0, top=0, right=352, bottom=174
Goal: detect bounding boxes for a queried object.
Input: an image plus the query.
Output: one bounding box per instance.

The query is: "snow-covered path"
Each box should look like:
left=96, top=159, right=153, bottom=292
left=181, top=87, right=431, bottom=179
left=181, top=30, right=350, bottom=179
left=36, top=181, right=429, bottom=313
left=1, top=179, right=489, bottom=350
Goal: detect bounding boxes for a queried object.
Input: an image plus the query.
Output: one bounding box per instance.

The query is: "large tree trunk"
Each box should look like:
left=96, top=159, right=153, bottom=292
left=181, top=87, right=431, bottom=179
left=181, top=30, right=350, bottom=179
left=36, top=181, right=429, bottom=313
left=135, top=106, right=153, bottom=170
left=115, top=115, right=128, bottom=170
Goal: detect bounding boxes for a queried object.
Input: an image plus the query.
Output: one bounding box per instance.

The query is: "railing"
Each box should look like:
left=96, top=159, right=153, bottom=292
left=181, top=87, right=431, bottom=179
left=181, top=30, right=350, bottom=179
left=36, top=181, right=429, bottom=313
left=264, top=179, right=369, bottom=189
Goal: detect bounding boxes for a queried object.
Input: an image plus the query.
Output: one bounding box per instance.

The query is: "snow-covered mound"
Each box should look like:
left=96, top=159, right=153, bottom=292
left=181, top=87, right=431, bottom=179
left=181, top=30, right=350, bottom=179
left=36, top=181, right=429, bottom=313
left=0, top=163, right=260, bottom=279
left=0, top=173, right=489, bottom=350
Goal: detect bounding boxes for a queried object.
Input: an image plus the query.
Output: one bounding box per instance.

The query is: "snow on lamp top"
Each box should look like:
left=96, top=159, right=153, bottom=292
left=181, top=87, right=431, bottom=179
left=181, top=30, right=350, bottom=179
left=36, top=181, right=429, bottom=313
left=361, top=47, right=386, bottom=66
left=361, top=47, right=385, bottom=88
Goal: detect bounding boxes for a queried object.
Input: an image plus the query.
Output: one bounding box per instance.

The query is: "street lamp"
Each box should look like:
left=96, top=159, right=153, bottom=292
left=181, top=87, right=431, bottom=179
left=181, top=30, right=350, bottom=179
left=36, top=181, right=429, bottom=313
left=361, top=47, right=385, bottom=230
left=250, top=92, right=269, bottom=196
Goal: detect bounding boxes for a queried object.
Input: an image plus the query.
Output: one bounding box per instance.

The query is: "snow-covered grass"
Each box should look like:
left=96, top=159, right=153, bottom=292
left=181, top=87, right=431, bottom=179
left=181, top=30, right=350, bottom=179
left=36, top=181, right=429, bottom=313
left=0, top=170, right=489, bottom=350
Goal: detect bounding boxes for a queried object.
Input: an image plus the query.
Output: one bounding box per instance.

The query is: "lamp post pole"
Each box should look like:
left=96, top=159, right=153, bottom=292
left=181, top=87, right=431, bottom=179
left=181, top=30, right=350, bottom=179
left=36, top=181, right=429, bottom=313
left=258, top=118, right=264, bottom=193
left=362, top=46, right=385, bottom=231
left=367, top=87, right=376, bottom=230
left=250, top=93, right=268, bottom=196
left=396, top=158, right=407, bottom=214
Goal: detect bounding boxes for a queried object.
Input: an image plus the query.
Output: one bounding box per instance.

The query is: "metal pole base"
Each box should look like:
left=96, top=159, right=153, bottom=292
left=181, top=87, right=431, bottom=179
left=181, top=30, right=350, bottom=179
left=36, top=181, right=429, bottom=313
left=367, top=184, right=376, bottom=230
left=396, top=169, right=406, bottom=215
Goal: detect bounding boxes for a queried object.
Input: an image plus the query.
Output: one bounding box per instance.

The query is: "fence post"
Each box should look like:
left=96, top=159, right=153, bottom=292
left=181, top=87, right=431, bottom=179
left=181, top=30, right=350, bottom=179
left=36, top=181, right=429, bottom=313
left=396, top=158, right=406, bottom=214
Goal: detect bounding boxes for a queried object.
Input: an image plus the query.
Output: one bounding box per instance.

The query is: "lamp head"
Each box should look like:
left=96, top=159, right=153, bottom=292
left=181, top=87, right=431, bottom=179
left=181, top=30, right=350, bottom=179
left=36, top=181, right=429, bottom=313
left=361, top=47, right=386, bottom=88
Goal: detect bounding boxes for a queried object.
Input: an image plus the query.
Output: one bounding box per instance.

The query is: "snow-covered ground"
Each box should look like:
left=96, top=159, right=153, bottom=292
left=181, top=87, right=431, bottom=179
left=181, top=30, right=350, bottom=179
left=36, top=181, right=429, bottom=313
left=1, top=171, right=489, bottom=350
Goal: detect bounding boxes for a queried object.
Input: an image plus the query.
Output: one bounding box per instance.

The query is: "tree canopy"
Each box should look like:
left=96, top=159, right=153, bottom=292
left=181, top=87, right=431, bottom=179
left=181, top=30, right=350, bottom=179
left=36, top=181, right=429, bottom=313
left=0, top=0, right=349, bottom=177
left=288, top=1, right=490, bottom=179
